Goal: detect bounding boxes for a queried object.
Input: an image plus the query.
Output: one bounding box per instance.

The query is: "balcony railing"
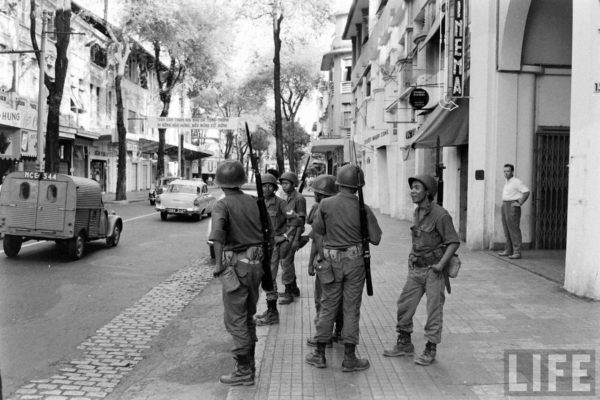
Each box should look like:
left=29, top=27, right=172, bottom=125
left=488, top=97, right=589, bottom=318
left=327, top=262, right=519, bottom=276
left=340, top=81, right=352, bottom=93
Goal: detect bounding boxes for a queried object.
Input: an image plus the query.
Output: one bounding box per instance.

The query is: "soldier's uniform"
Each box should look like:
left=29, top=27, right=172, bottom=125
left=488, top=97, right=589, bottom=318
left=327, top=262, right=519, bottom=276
left=383, top=174, right=460, bottom=366
left=278, top=172, right=307, bottom=304
left=306, top=164, right=382, bottom=372
left=255, top=173, right=287, bottom=326
left=210, top=160, right=265, bottom=386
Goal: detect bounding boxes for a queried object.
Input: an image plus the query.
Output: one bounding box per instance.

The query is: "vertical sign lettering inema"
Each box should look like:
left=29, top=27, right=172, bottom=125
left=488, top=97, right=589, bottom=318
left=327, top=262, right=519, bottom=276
left=451, top=0, right=464, bottom=97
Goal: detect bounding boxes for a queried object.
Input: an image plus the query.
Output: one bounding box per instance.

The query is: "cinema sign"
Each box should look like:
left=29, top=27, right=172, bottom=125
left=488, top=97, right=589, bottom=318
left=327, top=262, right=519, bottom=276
left=451, top=0, right=465, bottom=97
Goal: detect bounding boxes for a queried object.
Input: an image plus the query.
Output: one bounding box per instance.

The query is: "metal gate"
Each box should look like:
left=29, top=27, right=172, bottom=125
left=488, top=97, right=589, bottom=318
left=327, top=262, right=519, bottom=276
left=534, top=127, right=569, bottom=249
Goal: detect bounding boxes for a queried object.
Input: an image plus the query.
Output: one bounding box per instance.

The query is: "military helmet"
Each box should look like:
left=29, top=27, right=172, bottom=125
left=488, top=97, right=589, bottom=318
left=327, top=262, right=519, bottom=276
left=279, top=171, right=299, bottom=187
left=408, top=174, right=438, bottom=197
left=311, top=174, right=337, bottom=196
left=335, top=163, right=365, bottom=188
left=262, top=173, right=278, bottom=188
left=215, top=160, right=247, bottom=188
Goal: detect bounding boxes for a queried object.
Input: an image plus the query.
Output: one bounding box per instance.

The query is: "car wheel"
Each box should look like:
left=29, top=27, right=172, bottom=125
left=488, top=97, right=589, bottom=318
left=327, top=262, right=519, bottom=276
left=160, top=212, right=168, bottom=221
left=106, top=223, right=121, bottom=247
left=3, top=235, right=22, bottom=258
left=68, top=232, right=86, bottom=260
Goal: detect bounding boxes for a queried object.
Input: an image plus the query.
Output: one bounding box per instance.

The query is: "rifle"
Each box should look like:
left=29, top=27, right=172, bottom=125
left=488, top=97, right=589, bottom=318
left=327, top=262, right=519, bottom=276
left=297, top=155, right=311, bottom=193
left=356, top=165, right=373, bottom=296
left=245, top=122, right=274, bottom=292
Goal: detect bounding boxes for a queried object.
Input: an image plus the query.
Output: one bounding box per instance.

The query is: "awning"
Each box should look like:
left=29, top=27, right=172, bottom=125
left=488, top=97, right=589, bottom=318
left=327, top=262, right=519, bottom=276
left=408, top=97, right=469, bottom=149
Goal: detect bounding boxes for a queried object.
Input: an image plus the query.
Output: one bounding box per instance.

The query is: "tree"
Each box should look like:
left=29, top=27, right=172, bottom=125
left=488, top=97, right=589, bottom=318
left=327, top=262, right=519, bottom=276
left=193, top=72, right=271, bottom=159
left=240, top=0, right=331, bottom=174
left=29, top=0, right=72, bottom=173
left=122, top=0, right=222, bottom=178
left=280, top=60, right=320, bottom=172
left=104, top=26, right=131, bottom=201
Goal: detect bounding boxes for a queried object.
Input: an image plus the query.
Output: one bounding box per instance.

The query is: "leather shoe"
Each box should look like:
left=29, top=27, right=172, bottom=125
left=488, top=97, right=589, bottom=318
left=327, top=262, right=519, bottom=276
left=497, top=251, right=511, bottom=257
left=508, top=253, right=521, bottom=259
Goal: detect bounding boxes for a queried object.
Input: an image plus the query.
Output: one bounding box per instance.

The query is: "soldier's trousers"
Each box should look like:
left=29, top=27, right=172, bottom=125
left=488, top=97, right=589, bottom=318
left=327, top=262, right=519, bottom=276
left=315, top=249, right=365, bottom=345
left=395, top=265, right=445, bottom=344
left=501, top=201, right=522, bottom=254
left=279, top=240, right=298, bottom=285
left=221, top=247, right=264, bottom=356
left=265, top=244, right=281, bottom=301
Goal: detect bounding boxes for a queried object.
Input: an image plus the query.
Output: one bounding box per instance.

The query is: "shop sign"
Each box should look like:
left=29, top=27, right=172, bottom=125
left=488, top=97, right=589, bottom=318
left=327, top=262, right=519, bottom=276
left=409, top=88, right=429, bottom=110
left=20, top=130, right=38, bottom=157
left=450, top=0, right=465, bottom=97
left=0, top=103, right=22, bottom=128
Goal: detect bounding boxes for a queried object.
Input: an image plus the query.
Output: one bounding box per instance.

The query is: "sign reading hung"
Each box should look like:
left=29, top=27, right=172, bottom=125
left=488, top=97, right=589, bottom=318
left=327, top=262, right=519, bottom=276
left=451, top=0, right=465, bottom=97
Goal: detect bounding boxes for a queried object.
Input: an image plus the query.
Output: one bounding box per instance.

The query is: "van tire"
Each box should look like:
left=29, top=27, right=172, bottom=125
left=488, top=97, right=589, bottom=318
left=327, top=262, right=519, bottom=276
left=68, top=232, right=86, bottom=260
left=160, top=212, right=168, bottom=221
left=106, top=223, right=121, bottom=247
left=192, top=214, right=201, bottom=222
left=3, top=235, right=22, bottom=258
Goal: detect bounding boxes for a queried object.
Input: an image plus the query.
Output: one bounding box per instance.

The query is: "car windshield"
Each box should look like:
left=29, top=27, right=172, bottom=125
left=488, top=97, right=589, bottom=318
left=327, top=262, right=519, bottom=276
left=168, top=184, right=198, bottom=194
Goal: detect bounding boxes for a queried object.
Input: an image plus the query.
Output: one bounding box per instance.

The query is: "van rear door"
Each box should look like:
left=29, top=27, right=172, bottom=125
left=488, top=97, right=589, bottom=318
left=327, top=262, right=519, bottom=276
left=6, top=179, right=39, bottom=229
left=36, top=180, right=68, bottom=231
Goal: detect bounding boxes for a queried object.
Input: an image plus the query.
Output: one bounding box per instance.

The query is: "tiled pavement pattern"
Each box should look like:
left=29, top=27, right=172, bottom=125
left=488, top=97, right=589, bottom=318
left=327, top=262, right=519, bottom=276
left=229, top=211, right=600, bottom=400
left=7, top=259, right=214, bottom=400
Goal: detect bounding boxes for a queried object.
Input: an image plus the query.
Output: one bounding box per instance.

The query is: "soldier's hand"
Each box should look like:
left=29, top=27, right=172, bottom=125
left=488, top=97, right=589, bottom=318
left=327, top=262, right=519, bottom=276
left=431, top=263, right=444, bottom=273
left=213, top=265, right=224, bottom=278
left=274, top=235, right=286, bottom=245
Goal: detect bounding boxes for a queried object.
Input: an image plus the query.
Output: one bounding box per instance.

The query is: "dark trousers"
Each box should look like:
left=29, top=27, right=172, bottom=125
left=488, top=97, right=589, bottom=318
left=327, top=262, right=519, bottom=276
left=501, top=201, right=522, bottom=254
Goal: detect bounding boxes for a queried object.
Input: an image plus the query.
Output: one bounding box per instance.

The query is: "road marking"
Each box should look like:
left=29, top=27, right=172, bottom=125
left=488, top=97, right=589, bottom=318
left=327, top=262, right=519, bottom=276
left=0, top=212, right=159, bottom=254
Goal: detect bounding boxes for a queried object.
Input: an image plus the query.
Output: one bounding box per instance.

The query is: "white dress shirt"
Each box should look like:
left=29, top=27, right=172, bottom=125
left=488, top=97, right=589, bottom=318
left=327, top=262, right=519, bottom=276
left=502, top=177, right=529, bottom=202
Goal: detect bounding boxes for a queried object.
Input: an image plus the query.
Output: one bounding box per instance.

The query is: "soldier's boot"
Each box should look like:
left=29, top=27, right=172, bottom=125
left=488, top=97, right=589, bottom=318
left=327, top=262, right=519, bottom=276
left=219, top=354, right=254, bottom=386
left=305, top=342, right=327, bottom=368
left=256, top=300, right=279, bottom=326
left=278, top=285, right=294, bottom=305
left=414, top=341, right=437, bottom=366
left=382, top=330, right=415, bottom=357
left=291, top=279, right=301, bottom=297
left=306, top=336, right=332, bottom=347
left=341, top=343, right=370, bottom=372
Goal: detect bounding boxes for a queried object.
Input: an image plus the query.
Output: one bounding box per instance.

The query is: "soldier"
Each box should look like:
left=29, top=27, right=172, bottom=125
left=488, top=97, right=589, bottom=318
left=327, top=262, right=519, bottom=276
left=210, top=160, right=265, bottom=386
left=305, top=164, right=382, bottom=372
left=255, top=173, right=288, bottom=326
left=278, top=171, right=307, bottom=305
left=383, top=175, right=460, bottom=366
left=305, top=174, right=343, bottom=347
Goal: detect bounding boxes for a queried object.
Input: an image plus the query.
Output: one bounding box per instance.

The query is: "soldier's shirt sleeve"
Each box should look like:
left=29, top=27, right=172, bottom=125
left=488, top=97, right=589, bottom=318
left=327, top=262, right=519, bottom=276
left=365, top=205, right=383, bottom=245
left=208, top=200, right=227, bottom=243
left=312, top=202, right=326, bottom=236
left=436, top=214, right=460, bottom=246
left=296, top=196, right=307, bottom=217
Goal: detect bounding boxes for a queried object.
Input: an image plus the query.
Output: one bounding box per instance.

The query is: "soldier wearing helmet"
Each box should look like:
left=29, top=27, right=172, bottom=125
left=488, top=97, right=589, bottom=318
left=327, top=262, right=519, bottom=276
left=383, top=174, right=460, bottom=366
left=305, top=175, right=344, bottom=347
left=306, top=163, right=382, bottom=372
left=210, top=160, right=264, bottom=386
left=277, top=171, right=307, bottom=304
left=255, top=173, right=288, bottom=326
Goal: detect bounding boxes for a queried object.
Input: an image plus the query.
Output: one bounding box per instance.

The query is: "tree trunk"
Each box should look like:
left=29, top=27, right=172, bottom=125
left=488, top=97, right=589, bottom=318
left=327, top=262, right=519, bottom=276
left=224, top=130, right=234, bottom=159
left=157, top=98, right=171, bottom=178
left=115, top=75, right=127, bottom=200
left=45, top=6, right=71, bottom=173
left=273, top=11, right=284, bottom=173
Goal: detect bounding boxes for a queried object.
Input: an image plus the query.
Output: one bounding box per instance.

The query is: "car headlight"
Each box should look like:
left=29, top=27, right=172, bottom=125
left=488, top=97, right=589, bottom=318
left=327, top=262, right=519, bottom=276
left=193, top=198, right=200, bottom=207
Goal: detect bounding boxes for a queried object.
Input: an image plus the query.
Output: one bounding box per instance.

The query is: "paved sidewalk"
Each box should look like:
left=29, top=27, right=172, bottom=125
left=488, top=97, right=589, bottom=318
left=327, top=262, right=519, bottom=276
left=232, top=211, right=600, bottom=400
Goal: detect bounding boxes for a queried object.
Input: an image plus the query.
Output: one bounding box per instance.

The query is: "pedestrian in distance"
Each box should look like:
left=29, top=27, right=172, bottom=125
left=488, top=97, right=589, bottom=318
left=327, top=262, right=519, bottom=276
left=277, top=171, right=307, bottom=305
left=306, top=163, right=382, bottom=372
left=498, top=163, right=530, bottom=259
left=305, top=174, right=344, bottom=347
left=210, top=160, right=265, bottom=386
left=255, top=173, right=288, bottom=326
left=383, top=174, right=460, bottom=366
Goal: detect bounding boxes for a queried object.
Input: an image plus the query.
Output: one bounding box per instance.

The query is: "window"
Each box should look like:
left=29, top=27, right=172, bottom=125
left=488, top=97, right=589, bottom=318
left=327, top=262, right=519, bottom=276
left=19, top=182, right=30, bottom=200
left=46, top=185, right=57, bottom=203
left=90, top=44, right=107, bottom=68
left=342, top=103, right=352, bottom=128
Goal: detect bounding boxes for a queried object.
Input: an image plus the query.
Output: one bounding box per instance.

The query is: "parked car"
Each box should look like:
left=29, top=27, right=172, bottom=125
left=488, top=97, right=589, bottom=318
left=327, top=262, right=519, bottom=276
left=155, top=179, right=216, bottom=221
left=0, top=171, right=123, bottom=260
left=206, top=184, right=257, bottom=258
left=149, top=176, right=180, bottom=205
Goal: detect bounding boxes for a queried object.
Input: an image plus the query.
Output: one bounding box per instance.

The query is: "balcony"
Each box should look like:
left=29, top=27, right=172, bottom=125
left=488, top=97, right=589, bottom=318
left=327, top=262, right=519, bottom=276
left=311, top=132, right=347, bottom=154
left=340, top=81, right=352, bottom=93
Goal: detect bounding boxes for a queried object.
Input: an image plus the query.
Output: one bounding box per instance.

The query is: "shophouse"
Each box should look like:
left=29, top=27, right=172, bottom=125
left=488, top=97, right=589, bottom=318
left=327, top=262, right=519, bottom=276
left=342, top=0, right=598, bottom=298
left=0, top=0, right=211, bottom=192
left=312, top=4, right=353, bottom=175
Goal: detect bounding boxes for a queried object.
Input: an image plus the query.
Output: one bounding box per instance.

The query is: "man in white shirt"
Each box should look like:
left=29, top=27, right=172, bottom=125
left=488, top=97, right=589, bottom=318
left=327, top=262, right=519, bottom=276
left=499, top=164, right=530, bottom=259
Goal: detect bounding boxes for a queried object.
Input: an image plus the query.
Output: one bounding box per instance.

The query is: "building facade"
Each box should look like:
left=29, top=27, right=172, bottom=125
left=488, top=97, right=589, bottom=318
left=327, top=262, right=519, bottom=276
left=340, top=0, right=598, bottom=298
left=0, top=0, right=211, bottom=192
